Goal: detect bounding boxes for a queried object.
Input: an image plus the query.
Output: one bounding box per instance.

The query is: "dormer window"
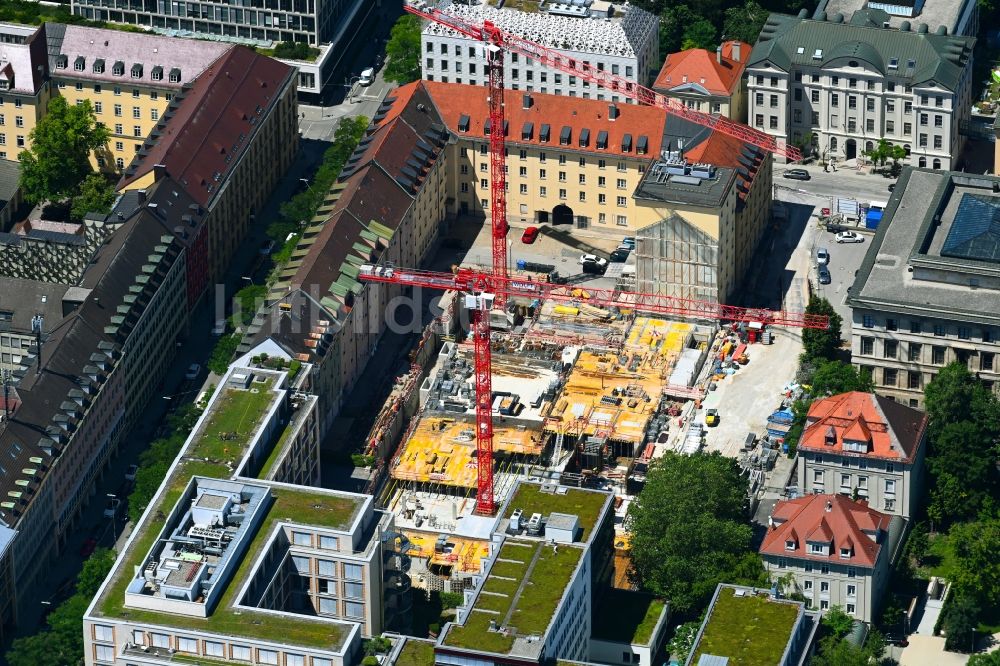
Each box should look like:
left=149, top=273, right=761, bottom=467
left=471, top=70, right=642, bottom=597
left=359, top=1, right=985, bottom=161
left=74, top=56, right=85, bottom=72
left=785, top=539, right=796, bottom=551
left=131, top=63, right=143, bottom=79
left=56, top=54, right=68, bottom=69
left=169, top=68, right=181, bottom=83
left=840, top=547, right=852, bottom=559
left=112, top=61, right=125, bottom=76
left=93, top=59, right=105, bottom=74
left=809, top=542, right=827, bottom=555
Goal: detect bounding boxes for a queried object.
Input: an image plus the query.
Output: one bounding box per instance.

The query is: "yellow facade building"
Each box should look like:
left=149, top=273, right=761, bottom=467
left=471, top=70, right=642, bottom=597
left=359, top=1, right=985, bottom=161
left=0, top=23, right=53, bottom=163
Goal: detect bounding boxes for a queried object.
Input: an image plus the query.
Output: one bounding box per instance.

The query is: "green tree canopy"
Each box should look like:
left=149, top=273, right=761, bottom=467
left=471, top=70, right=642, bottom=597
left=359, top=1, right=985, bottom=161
left=801, top=296, right=842, bottom=362
left=384, top=14, right=421, bottom=84
left=18, top=96, right=109, bottom=204
left=627, top=452, right=754, bottom=613
left=969, top=652, right=1000, bottom=666
left=70, top=173, right=116, bottom=221
left=821, top=605, right=855, bottom=638
left=940, top=594, right=979, bottom=653
left=681, top=18, right=717, bottom=50
left=809, top=360, right=873, bottom=396
left=722, top=1, right=767, bottom=45
left=949, top=519, right=1000, bottom=606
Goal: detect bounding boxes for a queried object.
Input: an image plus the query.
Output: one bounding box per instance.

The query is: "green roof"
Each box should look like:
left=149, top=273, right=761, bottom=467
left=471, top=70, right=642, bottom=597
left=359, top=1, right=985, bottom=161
left=503, top=483, right=610, bottom=541
left=92, top=375, right=363, bottom=650
left=394, top=640, right=436, bottom=666
left=591, top=590, right=666, bottom=646
left=691, top=587, right=801, bottom=666
left=442, top=540, right=584, bottom=654
left=749, top=11, right=974, bottom=90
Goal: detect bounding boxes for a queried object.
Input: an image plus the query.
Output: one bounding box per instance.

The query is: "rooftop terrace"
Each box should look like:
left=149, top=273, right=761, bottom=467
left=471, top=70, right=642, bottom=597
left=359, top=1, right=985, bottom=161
left=90, top=366, right=364, bottom=651
left=689, top=587, right=802, bottom=666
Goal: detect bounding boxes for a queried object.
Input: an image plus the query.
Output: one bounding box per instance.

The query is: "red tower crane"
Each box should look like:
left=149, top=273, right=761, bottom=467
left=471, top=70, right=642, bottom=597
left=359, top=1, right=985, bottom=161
left=408, top=3, right=801, bottom=296
left=360, top=264, right=828, bottom=515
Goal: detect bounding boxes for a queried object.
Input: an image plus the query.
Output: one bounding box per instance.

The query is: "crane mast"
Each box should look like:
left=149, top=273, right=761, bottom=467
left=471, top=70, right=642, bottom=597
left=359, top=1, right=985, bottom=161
left=360, top=264, right=829, bottom=513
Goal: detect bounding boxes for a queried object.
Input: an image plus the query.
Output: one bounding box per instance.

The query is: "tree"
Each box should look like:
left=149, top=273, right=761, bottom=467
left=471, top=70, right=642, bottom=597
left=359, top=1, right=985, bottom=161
left=924, top=363, right=1000, bottom=439
left=940, top=594, right=979, bottom=653
left=809, top=360, right=874, bottom=395
left=810, top=630, right=885, bottom=666
left=667, top=620, right=701, bottom=664
left=969, top=652, right=1000, bottom=666
left=681, top=17, right=716, bottom=50
left=627, top=452, right=753, bottom=613
left=800, top=296, right=843, bottom=361
left=384, top=14, right=421, bottom=84
left=722, top=0, right=767, bottom=45
left=950, top=519, right=1000, bottom=606
left=822, top=605, right=856, bottom=638
left=19, top=96, right=109, bottom=204
left=70, top=173, right=116, bottom=221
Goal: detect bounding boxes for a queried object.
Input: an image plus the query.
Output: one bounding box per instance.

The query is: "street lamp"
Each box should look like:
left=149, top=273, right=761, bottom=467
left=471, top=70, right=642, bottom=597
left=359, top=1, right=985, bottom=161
left=107, top=493, right=120, bottom=547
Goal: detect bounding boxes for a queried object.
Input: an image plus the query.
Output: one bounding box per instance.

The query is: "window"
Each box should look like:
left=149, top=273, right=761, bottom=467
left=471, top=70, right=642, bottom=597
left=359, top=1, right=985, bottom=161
left=151, top=633, right=170, bottom=648
left=177, top=637, right=198, bottom=653
left=770, top=94, right=778, bottom=107
left=861, top=337, right=874, bottom=355
left=958, top=326, right=970, bottom=340
left=132, top=630, right=145, bottom=646
left=258, top=650, right=279, bottom=665
left=866, top=119, right=875, bottom=132
left=616, top=215, right=627, bottom=227
left=910, top=320, right=922, bottom=334
left=932, top=346, right=946, bottom=365
left=813, top=469, right=824, bottom=484
left=93, top=625, right=113, bottom=642
left=908, top=343, right=921, bottom=361
left=320, top=597, right=337, bottom=613
left=908, top=371, right=921, bottom=390
left=933, top=324, right=946, bottom=336
left=287, top=656, right=305, bottom=666
left=559, top=188, right=567, bottom=200
left=521, top=184, right=528, bottom=195
left=903, top=122, right=912, bottom=135
left=831, top=93, right=839, bottom=107
left=578, top=191, right=586, bottom=202
left=770, top=116, right=778, bottom=129
left=345, top=601, right=364, bottom=619
left=884, top=368, right=898, bottom=386
left=231, top=645, right=251, bottom=661
left=616, top=178, right=626, bottom=189
left=94, top=102, right=103, bottom=114
left=14, top=116, right=22, bottom=128
left=292, top=556, right=310, bottom=574
left=884, top=340, right=898, bottom=359
left=755, top=114, right=763, bottom=128
left=598, top=194, right=606, bottom=204
left=934, top=136, right=942, bottom=150
left=886, top=100, right=895, bottom=113
left=846, top=603, right=856, bottom=614
left=982, top=352, right=995, bottom=372
left=113, top=104, right=122, bottom=117
left=810, top=543, right=827, bottom=554
left=95, top=645, right=115, bottom=662
left=920, top=113, right=928, bottom=126
left=480, top=178, right=488, bottom=189
left=115, top=141, right=123, bottom=151
left=820, top=581, right=830, bottom=593
left=293, top=531, right=311, bottom=546
left=862, top=315, right=875, bottom=328
left=785, top=539, right=796, bottom=550
left=885, top=479, right=896, bottom=496
left=848, top=95, right=857, bottom=109
left=132, top=106, right=140, bottom=119
left=205, top=641, right=224, bottom=657
left=821, top=564, right=830, bottom=574
left=847, top=566, right=856, bottom=578
left=811, top=90, right=819, bottom=103
left=840, top=547, right=852, bottom=558
left=616, top=196, right=627, bottom=207
left=841, top=473, right=851, bottom=489
left=539, top=187, right=547, bottom=197
left=804, top=580, right=813, bottom=589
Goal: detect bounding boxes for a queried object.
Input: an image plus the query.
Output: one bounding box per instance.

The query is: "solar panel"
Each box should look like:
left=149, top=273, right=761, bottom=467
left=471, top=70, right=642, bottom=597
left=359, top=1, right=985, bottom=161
left=941, top=194, right=1000, bottom=263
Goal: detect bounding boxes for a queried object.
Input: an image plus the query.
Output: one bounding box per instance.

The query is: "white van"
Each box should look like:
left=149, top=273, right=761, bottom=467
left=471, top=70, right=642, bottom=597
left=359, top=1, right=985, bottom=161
left=359, top=68, right=375, bottom=86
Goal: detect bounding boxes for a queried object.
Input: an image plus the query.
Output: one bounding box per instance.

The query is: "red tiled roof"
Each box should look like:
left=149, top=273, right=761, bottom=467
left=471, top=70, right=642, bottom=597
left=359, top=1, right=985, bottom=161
left=421, top=81, right=666, bottom=160
left=653, top=41, right=751, bottom=97
left=760, top=494, right=891, bottom=567
left=799, top=392, right=927, bottom=463
left=118, top=47, right=294, bottom=207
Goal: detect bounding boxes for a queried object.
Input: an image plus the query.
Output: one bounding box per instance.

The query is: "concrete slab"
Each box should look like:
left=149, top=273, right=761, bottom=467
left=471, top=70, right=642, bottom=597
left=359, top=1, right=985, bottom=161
left=898, top=635, right=969, bottom=666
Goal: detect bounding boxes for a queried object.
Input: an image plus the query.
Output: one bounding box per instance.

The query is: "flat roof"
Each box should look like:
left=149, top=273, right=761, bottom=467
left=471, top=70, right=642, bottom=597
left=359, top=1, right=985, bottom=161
left=441, top=539, right=585, bottom=655
left=849, top=168, right=1000, bottom=326
left=591, top=590, right=667, bottom=646
left=817, top=0, right=975, bottom=34
left=89, top=366, right=364, bottom=650
left=689, top=586, right=802, bottom=666
left=503, top=482, right=610, bottom=542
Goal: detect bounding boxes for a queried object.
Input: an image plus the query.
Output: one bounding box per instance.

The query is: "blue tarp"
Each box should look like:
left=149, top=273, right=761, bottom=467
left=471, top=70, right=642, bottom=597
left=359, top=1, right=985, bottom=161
left=866, top=209, right=883, bottom=229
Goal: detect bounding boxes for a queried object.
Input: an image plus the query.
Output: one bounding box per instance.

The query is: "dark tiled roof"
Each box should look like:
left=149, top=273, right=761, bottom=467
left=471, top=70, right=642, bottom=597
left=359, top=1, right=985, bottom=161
left=118, top=47, right=294, bottom=207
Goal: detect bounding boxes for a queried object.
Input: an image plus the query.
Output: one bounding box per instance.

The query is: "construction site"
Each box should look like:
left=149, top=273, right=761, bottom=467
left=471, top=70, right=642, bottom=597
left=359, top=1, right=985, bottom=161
left=369, top=297, right=718, bottom=594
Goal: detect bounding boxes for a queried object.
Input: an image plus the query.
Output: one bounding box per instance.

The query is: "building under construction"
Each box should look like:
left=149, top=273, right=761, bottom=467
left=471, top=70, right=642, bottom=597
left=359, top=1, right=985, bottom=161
left=375, top=302, right=713, bottom=593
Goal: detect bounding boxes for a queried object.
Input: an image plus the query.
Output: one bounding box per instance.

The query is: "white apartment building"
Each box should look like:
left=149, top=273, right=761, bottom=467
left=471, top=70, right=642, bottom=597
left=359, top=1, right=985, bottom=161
left=746, top=8, right=975, bottom=168
left=848, top=168, right=1000, bottom=407
left=761, top=494, right=895, bottom=623
left=796, top=392, right=928, bottom=519
left=421, top=1, right=659, bottom=103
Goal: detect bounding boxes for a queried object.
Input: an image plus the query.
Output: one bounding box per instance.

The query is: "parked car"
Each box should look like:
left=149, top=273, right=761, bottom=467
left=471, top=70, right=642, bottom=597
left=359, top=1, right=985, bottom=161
left=521, top=226, right=540, bottom=244
left=581, top=261, right=607, bottom=275
left=79, top=537, right=98, bottom=557
left=125, top=464, right=139, bottom=482
left=783, top=168, right=811, bottom=181
left=825, top=221, right=848, bottom=233
left=818, top=265, right=832, bottom=284
left=359, top=67, right=375, bottom=86
left=185, top=363, right=201, bottom=381
left=103, top=497, right=121, bottom=519
left=620, top=237, right=636, bottom=250
left=816, top=248, right=830, bottom=265
left=836, top=231, right=864, bottom=244
left=578, top=254, right=608, bottom=268
left=609, top=248, right=630, bottom=263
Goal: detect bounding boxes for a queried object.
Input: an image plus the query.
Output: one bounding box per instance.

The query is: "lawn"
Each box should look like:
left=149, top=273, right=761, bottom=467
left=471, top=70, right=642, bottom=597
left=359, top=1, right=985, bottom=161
left=395, top=640, right=435, bottom=666
left=691, top=588, right=801, bottom=666
left=592, top=590, right=666, bottom=645
left=921, top=533, right=958, bottom=579
left=444, top=611, right=516, bottom=653
left=504, top=484, right=609, bottom=541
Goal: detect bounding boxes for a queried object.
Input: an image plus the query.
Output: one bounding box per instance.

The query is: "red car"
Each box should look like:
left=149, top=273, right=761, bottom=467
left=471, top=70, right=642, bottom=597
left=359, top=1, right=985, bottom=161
left=79, top=537, right=98, bottom=557
left=521, top=226, right=539, bottom=244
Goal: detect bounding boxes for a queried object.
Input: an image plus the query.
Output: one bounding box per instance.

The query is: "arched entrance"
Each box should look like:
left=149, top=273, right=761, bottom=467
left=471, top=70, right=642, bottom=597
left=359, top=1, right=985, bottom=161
left=844, top=139, right=857, bottom=160
left=552, top=204, right=574, bottom=226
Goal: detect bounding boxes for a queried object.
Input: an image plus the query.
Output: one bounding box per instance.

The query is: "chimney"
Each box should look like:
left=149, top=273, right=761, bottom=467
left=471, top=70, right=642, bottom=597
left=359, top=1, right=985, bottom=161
left=608, top=103, right=619, bottom=121
left=825, top=500, right=833, bottom=512
left=732, top=42, right=741, bottom=62
left=716, top=45, right=722, bottom=64
left=137, top=189, right=146, bottom=204
left=522, top=93, right=533, bottom=109
left=152, top=164, right=167, bottom=180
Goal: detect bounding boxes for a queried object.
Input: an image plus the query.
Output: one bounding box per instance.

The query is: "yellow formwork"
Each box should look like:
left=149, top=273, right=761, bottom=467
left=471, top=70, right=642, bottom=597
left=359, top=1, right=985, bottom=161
left=401, top=530, right=491, bottom=574
left=626, top=317, right=693, bottom=357
left=391, top=416, right=544, bottom=487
